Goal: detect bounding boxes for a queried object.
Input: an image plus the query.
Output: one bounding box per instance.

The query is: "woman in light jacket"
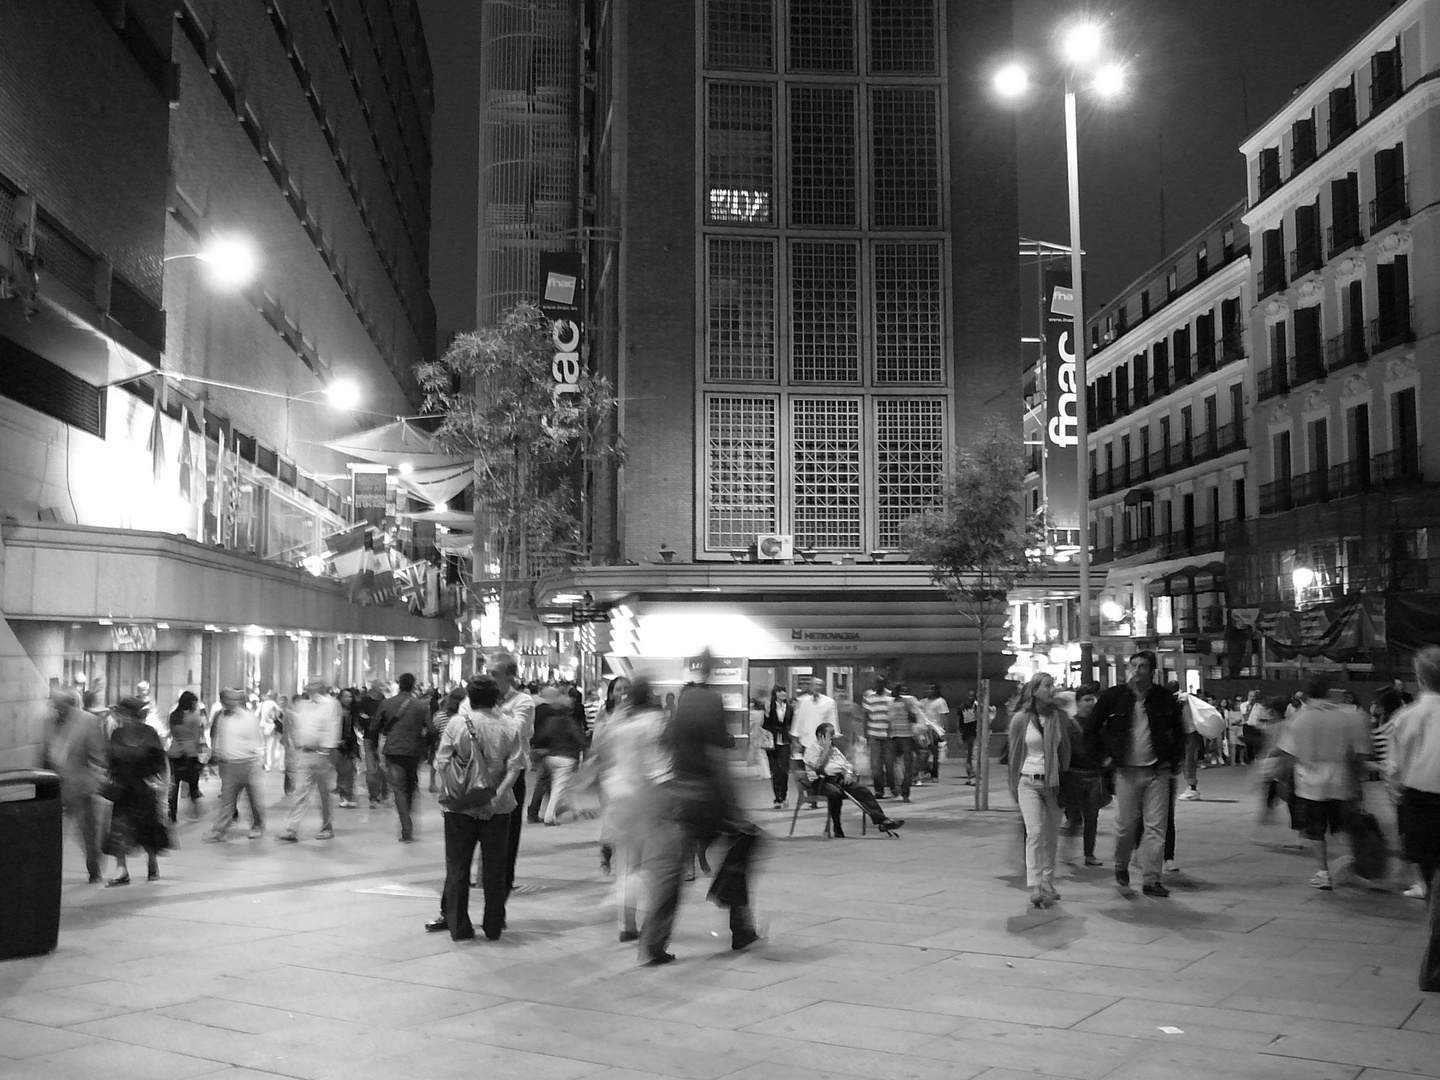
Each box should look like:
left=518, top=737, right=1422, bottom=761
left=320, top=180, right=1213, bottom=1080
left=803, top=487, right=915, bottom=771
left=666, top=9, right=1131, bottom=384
left=1007, top=672, right=1071, bottom=908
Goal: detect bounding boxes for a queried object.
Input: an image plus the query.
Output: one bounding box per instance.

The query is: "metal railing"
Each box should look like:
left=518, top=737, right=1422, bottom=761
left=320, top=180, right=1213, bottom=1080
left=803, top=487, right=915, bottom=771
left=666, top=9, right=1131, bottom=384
left=1327, top=216, right=1362, bottom=259
left=1370, top=304, right=1416, bottom=354
left=1258, top=163, right=1282, bottom=199
left=1259, top=478, right=1292, bottom=514
left=1370, top=68, right=1402, bottom=115
left=1220, top=329, right=1246, bottom=363
left=1292, top=344, right=1326, bottom=388
left=1257, top=364, right=1290, bottom=401
left=1257, top=260, right=1287, bottom=299
left=1291, top=468, right=1330, bottom=507
left=1324, top=327, right=1367, bottom=372
left=1370, top=179, right=1410, bottom=231
left=1194, top=340, right=1217, bottom=375
left=1328, top=100, right=1357, bottom=145
left=1290, top=235, right=1322, bottom=277
left=1376, top=446, right=1423, bottom=486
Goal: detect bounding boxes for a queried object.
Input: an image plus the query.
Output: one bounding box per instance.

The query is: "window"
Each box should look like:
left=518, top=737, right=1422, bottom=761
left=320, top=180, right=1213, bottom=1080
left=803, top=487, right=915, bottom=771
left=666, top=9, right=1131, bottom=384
left=789, top=86, right=857, bottom=227
left=706, top=0, right=774, bottom=70
left=1293, top=306, right=1322, bottom=382
left=1195, top=243, right=1209, bottom=279
left=869, top=0, right=937, bottom=74
left=1373, top=144, right=1408, bottom=229
left=1260, top=226, right=1285, bottom=296
left=1294, top=200, right=1320, bottom=274
left=1258, top=146, right=1281, bottom=196
left=792, top=397, right=862, bottom=549
left=0, top=336, right=106, bottom=438
left=1166, top=268, right=1178, bottom=297
left=1371, top=44, right=1402, bottom=113
left=790, top=241, right=860, bottom=381
left=1229, top=382, right=1244, bottom=427
left=1392, top=387, right=1419, bottom=464
left=1141, top=291, right=1151, bottom=318
left=1223, top=225, right=1236, bottom=259
left=870, top=88, right=941, bottom=228
left=706, top=396, right=778, bottom=548
left=788, top=0, right=854, bottom=72
left=1274, top=429, right=1293, bottom=482
left=707, top=238, right=776, bottom=381
left=1309, top=417, right=1330, bottom=476
left=1328, top=79, right=1357, bottom=144
left=1375, top=254, right=1412, bottom=347
left=706, top=83, right=774, bottom=224
left=1291, top=113, right=1317, bottom=171
left=1233, top=478, right=1247, bottom=521
left=876, top=397, right=945, bottom=547
left=873, top=242, right=944, bottom=383
left=1330, top=173, right=1361, bottom=254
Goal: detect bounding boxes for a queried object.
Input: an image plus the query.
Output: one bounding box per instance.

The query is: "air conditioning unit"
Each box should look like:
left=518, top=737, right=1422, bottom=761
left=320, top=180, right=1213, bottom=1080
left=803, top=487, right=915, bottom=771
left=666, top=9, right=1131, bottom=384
left=755, top=533, right=794, bottom=561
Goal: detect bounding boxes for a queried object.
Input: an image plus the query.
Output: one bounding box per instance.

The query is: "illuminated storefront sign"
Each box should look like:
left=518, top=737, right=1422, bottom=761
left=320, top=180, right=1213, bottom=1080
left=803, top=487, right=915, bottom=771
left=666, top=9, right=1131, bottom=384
left=1043, top=270, right=1080, bottom=537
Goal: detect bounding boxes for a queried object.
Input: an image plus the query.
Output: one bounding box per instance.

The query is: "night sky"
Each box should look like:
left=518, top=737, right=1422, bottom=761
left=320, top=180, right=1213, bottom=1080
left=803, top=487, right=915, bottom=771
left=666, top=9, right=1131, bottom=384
left=417, top=0, right=1397, bottom=345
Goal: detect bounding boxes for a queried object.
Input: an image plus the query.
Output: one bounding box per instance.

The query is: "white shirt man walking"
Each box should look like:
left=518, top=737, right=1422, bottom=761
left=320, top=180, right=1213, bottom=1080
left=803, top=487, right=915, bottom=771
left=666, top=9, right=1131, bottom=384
left=278, top=682, right=342, bottom=842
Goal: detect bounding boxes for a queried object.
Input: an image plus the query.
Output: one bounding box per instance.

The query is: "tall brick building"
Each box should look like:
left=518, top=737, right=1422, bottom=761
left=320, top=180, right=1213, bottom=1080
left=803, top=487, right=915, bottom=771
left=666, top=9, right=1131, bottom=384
left=514, top=1, right=1025, bottom=710
left=0, top=0, right=445, bottom=768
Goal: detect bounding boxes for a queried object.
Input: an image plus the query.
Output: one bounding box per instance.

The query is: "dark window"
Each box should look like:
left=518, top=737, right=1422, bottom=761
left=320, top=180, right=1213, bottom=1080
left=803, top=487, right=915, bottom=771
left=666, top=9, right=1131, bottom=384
left=1291, top=114, right=1317, bottom=171
left=1141, top=291, right=1151, bottom=318
left=1371, top=45, right=1402, bottom=114
left=1167, top=268, right=1178, bottom=297
left=1259, top=226, right=1286, bottom=297
left=1155, top=339, right=1171, bottom=391
left=1393, top=387, right=1419, bottom=461
left=1375, top=254, right=1412, bottom=349
left=1310, top=417, right=1330, bottom=477
left=1258, top=146, right=1281, bottom=197
left=1328, top=80, right=1358, bottom=144
left=1275, top=429, right=1293, bottom=483
left=1196, top=242, right=1209, bottom=279
left=1372, top=144, right=1408, bottom=229
left=1223, top=225, right=1236, bottom=259
left=789, top=0, right=855, bottom=72
left=1329, top=173, right=1362, bottom=256
left=1293, top=306, right=1323, bottom=383
left=1230, top=382, right=1245, bottom=428
left=1233, top=478, right=1247, bottom=521
left=1293, top=201, right=1321, bottom=275
left=0, top=336, right=106, bottom=437
left=1349, top=402, right=1372, bottom=487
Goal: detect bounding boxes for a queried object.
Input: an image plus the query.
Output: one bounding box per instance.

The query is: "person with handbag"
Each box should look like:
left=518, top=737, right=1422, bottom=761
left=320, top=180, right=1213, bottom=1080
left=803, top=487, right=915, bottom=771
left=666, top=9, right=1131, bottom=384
left=428, top=674, right=525, bottom=941
left=1007, top=673, right=1071, bottom=908
left=101, top=696, right=171, bottom=887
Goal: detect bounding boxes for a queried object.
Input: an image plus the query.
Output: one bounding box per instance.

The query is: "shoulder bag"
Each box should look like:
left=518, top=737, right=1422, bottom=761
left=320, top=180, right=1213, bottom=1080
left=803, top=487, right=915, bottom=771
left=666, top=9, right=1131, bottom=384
left=438, top=715, right=497, bottom=812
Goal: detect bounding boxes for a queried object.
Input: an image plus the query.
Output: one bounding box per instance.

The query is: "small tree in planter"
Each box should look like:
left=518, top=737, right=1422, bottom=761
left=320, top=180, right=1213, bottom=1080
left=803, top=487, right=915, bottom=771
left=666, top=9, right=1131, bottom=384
left=417, top=302, right=623, bottom=634
left=903, top=422, right=1045, bottom=810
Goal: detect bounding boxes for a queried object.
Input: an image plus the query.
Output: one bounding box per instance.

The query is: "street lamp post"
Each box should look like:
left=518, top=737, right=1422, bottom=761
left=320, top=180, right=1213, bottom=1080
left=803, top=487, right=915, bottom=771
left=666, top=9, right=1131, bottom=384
left=996, top=21, right=1127, bottom=686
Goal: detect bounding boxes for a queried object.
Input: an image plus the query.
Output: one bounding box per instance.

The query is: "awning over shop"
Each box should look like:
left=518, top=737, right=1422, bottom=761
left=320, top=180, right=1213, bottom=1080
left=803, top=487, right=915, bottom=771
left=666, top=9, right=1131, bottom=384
left=398, top=462, right=474, bottom=507
left=1146, top=562, right=1224, bottom=598
left=402, top=508, right=473, bottom=528
left=322, top=419, right=469, bottom=469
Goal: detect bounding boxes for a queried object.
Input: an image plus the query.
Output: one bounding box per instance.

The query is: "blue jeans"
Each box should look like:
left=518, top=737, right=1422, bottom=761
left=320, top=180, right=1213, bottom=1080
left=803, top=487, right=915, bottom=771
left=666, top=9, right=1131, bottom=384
left=872, top=736, right=915, bottom=798
left=1113, top=764, right=1171, bottom=885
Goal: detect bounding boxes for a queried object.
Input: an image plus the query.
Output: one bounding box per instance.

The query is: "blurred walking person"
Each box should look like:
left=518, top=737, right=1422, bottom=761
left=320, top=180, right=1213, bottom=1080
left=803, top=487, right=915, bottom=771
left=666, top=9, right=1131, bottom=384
left=1008, top=674, right=1070, bottom=907
left=428, top=675, right=524, bottom=941
left=358, top=680, right=389, bottom=808
left=488, top=652, right=535, bottom=894
left=377, top=674, right=432, bottom=842
left=334, top=688, right=361, bottom=809
left=921, top=685, right=949, bottom=782
left=278, top=682, right=342, bottom=842
left=45, top=687, right=108, bottom=883
left=205, top=688, right=266, bottom=842
left=1389, top=645, right=1440, bottom=990
left=166, top=691, right=207, bottom=822
left=1062, top=684, right=1107, bottom=867
left=101, top=697, right=170, bottom=886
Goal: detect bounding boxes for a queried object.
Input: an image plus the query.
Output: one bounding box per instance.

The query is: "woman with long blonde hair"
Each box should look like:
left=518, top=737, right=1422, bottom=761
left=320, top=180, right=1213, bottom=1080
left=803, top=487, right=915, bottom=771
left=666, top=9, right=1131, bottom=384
left=1007, top=672, right=1072, bottom=908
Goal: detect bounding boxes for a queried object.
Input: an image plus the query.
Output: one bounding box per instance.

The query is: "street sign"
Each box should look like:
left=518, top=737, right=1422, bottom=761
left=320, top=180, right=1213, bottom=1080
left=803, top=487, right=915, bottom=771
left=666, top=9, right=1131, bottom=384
left=570, top=604, right=610, bottom=624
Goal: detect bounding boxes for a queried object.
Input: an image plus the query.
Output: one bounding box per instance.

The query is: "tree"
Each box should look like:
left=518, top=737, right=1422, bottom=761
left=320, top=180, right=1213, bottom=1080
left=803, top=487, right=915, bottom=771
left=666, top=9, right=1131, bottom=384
left=903, top=422, right=1045, bottom=809
left=416, top=302, right=622, bottom=633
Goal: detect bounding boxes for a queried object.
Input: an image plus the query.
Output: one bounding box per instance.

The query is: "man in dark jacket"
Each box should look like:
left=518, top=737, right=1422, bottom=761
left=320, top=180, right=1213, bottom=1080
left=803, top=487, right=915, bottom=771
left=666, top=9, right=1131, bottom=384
left=1091, top=650, right=1183, bottom=896
left=377, top=674, right=432, bottom=841
left=357, top=681, right=389, bottom=808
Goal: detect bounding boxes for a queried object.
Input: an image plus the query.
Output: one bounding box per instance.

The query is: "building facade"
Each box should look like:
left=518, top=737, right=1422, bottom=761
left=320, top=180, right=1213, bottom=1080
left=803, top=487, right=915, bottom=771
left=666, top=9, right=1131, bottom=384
left=0, top=0, right=444, bottom=768
left=525, top=0, right=1026, bottom=708
left=1231, top=0, right=1440, bottom=679
left=1082, top=204, right=1254, bottom=690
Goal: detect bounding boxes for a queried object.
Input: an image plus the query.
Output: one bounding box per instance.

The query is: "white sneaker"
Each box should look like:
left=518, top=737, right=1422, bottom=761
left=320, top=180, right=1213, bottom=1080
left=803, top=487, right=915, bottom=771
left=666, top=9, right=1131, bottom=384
left=1164, top=859, right=1181, bottom=873
left=1309, top=870, right=1333, bottom=890
left=1404, top=883, right=1428, bottom=900
left=1178, top=788, right=1200, bottom=801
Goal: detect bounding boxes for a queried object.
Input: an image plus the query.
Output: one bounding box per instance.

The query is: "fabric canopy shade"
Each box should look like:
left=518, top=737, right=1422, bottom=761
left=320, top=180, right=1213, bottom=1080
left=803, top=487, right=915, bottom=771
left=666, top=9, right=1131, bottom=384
left=398, top=462, right=474, bottom=507
left=322, top=419, right=470, bottom=469
left=402, top=507, right=473, bottom=528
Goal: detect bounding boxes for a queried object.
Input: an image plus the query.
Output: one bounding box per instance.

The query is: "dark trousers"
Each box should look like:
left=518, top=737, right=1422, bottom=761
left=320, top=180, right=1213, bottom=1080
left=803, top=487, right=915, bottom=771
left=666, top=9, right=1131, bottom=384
left=168, top=756, right=202, bottom=820
left=925, top=733, right=942, bottom=779
left=527, top=759, right=551, bottom=821
left=335, top=749, right=356, bottom=799
left=441, top=811, right=510, bottom=940
left=872, top=736, right=914, bottom=798
left=1064, top=771, right=1107, bottom=857
left=387, top=756, right=421, bottom=839
left=364, top=740, right=388, bottom=803
left=765, top=744, right=790, bottom=803
left=820, top=778, right=885, bottom=831
left=642, top=806, right=760, bottom=961
left=1398, top=790, right=1440, bottom=991
left=506, top=772, right=526, bottom=892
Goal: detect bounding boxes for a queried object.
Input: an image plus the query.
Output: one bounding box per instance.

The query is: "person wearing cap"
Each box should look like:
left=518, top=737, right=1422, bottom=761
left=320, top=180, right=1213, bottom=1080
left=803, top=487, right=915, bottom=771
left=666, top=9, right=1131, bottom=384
left=278, top=682, right=343, bottom=842
left=205, top=688, right=267, bottom=842
left=101, top=696, right=170, bottom=886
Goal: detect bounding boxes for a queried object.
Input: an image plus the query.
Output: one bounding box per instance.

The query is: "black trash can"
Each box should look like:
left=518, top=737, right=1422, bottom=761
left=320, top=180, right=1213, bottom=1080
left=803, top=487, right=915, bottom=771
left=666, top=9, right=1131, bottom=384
left=0, top=769, right=64, bottom=960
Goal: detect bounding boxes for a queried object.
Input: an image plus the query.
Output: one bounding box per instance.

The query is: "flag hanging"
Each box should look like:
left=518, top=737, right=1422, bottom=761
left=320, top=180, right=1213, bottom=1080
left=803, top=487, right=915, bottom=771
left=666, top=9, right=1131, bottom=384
left=325, top=523, right=372, bottom=580
left=146, top=378, right=166, bottom=483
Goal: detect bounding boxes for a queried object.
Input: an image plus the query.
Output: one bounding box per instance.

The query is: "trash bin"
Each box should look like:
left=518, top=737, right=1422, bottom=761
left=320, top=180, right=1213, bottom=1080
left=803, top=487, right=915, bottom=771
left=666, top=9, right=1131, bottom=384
left=0, top=769, right=64, bottom=960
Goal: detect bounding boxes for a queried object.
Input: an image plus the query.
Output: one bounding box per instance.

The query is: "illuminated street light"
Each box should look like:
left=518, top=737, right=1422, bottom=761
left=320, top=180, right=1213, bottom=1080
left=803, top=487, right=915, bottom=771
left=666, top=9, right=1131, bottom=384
left=1062, top=21, right=1104, bottom=66
left=1292, top=566, right=1316, bottom=591
left=397, top=461, right=415, bottom=476
left=993, top=63, right=1030, bottom=98
left=324, top=379, right=361, bottom=410
left=1093, top=63, right=1127, bottom=97
left=1100, top=599, right=1125, bottom=622
left=166, top=235, right=259, bottom=289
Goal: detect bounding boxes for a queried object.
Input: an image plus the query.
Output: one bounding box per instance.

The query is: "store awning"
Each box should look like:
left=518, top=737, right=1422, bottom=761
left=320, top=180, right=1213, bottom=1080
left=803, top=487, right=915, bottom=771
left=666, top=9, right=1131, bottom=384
left=398, top=462, right=474, bottom=507
left=402, top=507, right=473, bottom=528
left=322, top=419, right=470, bottom=469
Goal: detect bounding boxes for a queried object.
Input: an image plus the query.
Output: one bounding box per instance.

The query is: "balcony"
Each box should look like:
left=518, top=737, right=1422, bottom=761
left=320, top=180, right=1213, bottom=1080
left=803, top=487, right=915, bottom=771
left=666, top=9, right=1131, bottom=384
left=1258, top=163, right=1282, bottom=199
left=1291, top=468, right=1331, bottom=507
left=1289, top=235, right=1323, bottom=278
left=1194, top=339, right=1217, bottom=375
left=1220, top=329, right=1246, bottom=363
left=1370, top=67, right=1403, bottom=115
left=1370, top=304, right=1416, bottom=354
left=1173, top=354, right=1192, bottom=385
left=1025, top=449, right=1041, bottom=476
left=1292, top=344, right=1326, bottom=388
left=1324, top=327, right=1367, bottom=373
left=1257, top=261, right=1287, bottom=300
left=1329, top=460, right=1371, bottom=498
left=1376, top=446, right=1423, bottom=487
left=1371, top=179, right=1410, bottom=231
left=1259, top=478, right=1293, bottom=514
left=1328, top=100, right=1358, bottom=145
left=1327, top=215, right=1362, bottom=259
left=1257, top=364, right=1290, bottom=401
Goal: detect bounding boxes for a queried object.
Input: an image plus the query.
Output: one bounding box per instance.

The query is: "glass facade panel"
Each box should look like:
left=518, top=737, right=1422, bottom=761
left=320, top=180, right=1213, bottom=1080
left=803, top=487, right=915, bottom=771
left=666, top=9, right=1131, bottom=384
left=792, top=397, right=862, bottom=549
left=876, top=397, right=945, bottom=548
left=706, top=395, right=779, bottom=548
left=788, top=85, right=857, bottom=227
left=707, top=238, right=777, bottom=381
left=870, top=87, right=941, bottom=228
left=869, top=0, right=938, bottom=74
left=873, top=241, right=944, bottom=382
left=790, top=241, right=860, bottom=382
left=706, top=82, right=774, bottom=224
left=788, top=0, right=855, bottom=72
left=705, top=0, right=774, bottom=70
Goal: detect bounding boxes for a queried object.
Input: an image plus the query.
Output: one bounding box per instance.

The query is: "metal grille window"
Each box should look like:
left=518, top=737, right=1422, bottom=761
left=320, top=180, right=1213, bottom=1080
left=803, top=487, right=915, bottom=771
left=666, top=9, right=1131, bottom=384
left=792, top=397, right=862, bottom=550
left=790, top=241, right=860, bottom=382
left=789, top=86, right=857, bottom=227
left=869, top=0, right=938, bottom=74
left=870, top=88, right=941, bottom=228
left=873, top=242, right=944, bottom=383
left=706, top=82, right=775, bottom=225
left=706, top=395, right=779, bottom=548
left=707, top=238, right=777, bottom=381
left=876, top=397, right=945, bottom=547
left=788, top=0, right=855, bottom=72
left=705, top=0, right=774, bottom=70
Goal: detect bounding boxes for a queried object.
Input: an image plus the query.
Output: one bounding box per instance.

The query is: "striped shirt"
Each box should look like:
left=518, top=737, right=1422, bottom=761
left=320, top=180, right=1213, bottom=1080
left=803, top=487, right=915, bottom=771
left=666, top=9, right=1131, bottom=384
left=863, top=690, right=891, bottom=739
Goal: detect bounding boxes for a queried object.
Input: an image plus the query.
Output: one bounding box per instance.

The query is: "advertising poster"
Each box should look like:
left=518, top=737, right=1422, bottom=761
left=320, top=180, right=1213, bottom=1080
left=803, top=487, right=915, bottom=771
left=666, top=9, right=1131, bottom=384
left=1044, top=269, right=1080, bottom=537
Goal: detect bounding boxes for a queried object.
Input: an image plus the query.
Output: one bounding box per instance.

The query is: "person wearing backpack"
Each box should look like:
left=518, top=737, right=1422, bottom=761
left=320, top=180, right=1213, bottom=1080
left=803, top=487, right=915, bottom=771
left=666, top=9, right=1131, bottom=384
left=428, top=675, right=524, bottom=941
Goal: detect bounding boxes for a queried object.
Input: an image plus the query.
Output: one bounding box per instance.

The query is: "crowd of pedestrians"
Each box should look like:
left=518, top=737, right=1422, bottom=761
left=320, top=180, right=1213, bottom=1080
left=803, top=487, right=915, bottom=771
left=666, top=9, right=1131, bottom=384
left=37, top=645, right=1440, bottom=990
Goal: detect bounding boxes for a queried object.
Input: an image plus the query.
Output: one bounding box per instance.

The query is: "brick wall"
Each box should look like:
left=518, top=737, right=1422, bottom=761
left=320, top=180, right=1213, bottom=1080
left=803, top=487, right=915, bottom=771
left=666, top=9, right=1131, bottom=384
left=618, top=0, right=699, bottom=561
left=0, top=0, right=170, bottom=302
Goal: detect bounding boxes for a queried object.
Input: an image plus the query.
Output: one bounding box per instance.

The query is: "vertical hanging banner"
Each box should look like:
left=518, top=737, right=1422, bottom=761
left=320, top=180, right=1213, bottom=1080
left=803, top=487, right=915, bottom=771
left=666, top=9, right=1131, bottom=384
left=538, top=251, right=584, bottom=400
left=351, top=465, right=389, bottom=527
left=1044, top=270, right=1080, bottom=539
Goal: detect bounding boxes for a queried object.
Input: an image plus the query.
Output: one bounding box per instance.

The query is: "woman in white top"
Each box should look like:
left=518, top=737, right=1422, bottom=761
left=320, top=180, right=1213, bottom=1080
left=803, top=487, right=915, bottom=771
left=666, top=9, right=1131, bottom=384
left=1006, top=673, right=1072, bottom=908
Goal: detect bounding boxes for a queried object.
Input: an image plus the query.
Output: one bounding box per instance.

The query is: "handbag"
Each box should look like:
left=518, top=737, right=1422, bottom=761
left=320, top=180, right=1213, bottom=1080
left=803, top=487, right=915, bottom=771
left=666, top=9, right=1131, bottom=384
left=437, top=714, right=497, bottom=813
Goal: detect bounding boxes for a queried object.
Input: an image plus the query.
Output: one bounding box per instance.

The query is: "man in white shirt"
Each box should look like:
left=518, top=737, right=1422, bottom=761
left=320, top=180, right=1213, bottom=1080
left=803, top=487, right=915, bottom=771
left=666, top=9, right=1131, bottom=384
left=279, top=682, right=342, bottom=842
left=921, top=685, right=949, bottom=782
left=488, top=651, right=535, bottom=894
left=789, top=685, right=838, bottom=753
left=205, top=688, right=266, bottom=842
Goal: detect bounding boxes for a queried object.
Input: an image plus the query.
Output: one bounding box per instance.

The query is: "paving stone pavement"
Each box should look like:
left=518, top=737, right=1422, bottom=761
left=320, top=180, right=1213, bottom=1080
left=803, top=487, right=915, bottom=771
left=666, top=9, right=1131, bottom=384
left=1, top=760, right=1435, bottom=1080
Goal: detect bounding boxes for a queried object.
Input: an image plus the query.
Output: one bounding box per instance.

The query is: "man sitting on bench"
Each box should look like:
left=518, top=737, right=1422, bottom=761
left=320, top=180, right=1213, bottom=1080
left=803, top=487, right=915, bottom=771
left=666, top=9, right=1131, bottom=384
left=803, top=723, right=905, bottom=838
